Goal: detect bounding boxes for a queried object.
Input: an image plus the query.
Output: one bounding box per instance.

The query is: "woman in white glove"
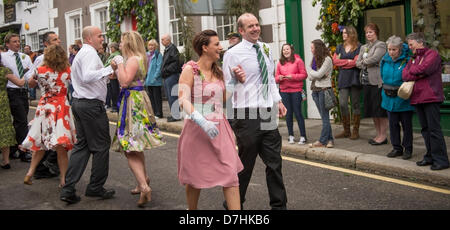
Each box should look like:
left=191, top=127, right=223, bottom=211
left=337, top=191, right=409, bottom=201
left=110, top=31, right=165, bottom=207
left=177, top=30, right=243, bottom=210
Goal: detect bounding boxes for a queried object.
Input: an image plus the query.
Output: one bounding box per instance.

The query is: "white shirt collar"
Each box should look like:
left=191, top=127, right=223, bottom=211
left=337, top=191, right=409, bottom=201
left=6, top=49, right=17, bottom=56
left=82, top=43, right=96, bottom=52
left=241, top=39, right=260, bottom=50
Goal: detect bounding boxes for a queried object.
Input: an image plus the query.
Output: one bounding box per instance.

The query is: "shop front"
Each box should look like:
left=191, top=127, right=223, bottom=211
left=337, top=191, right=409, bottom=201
left=285, top=0, right=450, bottom=135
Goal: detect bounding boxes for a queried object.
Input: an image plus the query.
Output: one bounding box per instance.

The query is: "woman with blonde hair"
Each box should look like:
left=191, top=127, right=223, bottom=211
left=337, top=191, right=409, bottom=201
left=332, top=25, right=362, bottom=140
left=111, top=31, right=165, bottom=207
left=21, top=45, right=76, bottom=187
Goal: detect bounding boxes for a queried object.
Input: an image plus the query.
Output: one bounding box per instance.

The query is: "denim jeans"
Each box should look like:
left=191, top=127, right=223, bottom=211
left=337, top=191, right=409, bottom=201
left=163, top=73, right=180, bottom=119
left=280, top=91, right=306, bottom=137
left=312, top=90, right=333, bottom=145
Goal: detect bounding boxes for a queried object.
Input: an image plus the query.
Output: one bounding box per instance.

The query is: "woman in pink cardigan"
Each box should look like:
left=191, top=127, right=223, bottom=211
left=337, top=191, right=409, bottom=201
left=275, top=44, right=308, bottom=144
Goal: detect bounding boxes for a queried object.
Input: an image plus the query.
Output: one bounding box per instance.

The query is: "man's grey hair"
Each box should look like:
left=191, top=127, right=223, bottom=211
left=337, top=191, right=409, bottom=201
left=406, top=32, right=426, bottom=45
left=386, top=35, right=403, bottom=47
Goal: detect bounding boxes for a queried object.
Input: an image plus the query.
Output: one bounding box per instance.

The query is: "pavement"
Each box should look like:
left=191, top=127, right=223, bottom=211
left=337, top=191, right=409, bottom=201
left=31, top=99, right=450, bottom=188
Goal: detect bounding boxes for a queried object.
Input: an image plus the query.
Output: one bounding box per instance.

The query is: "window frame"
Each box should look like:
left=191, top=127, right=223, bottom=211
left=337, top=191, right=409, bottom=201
left=64, top=8, right=83, bottom=49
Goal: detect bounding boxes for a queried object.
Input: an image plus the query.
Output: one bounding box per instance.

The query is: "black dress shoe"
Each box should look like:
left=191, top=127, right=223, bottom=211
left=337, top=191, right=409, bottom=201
left=60, top=194, right=81, bottom=204
left=368, top=139, right=376, bottom=145
left=34, top=169, right=58, bottom=179
left=1, top=164, right=11, bottom=169
left=371, top=139, right=388, bottom=145
left=20, top=153, right=32, bottom=162
left=85, top=189, right=115, bottom=199
left=402, top=150, right=412, bottom=160
left=430, top=164, right=449, bottom=171
left=387, top=149, right=403, bottom=158
left=416, top=159, right=433, bottom=166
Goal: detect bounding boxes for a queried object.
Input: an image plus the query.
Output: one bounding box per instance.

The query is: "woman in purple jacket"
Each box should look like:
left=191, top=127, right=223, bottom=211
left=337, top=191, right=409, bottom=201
left=402, top=33, right=449, bottom=170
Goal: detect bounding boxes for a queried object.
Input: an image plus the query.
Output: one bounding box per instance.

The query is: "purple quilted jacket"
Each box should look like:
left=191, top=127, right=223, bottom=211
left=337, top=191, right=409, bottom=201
left=402, top=47, right=444, bottom=105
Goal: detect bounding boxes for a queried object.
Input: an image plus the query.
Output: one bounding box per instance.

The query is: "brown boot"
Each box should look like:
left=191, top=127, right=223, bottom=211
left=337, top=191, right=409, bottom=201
left=350, top=114, right=360, bottom=140
left=335, top=115, right=351, bottom=138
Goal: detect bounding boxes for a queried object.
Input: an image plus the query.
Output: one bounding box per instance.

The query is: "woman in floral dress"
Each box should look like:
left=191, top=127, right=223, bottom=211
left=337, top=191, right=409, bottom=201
left=21, top=45, right=76, bottom=187
left=111, top=31, right=164, bottom=207
left=0, top=58, right=22, bottom=169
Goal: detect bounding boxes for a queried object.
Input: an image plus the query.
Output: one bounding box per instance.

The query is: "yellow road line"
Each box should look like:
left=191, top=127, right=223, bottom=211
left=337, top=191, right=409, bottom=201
left=107, top=122, right=450, bottom=195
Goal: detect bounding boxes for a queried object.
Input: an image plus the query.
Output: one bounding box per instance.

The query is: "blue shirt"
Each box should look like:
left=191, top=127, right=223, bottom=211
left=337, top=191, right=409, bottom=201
left=144, top=50, right=162, bottom=86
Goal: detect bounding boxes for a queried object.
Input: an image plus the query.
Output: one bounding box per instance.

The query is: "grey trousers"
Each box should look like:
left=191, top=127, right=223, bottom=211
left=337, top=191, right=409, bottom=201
left=61, top=98, right=111, bottom=197
left=339, top=86, right=362, bottom=116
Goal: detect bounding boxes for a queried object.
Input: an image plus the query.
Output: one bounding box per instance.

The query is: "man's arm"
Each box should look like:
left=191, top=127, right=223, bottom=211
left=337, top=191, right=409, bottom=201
left=78, top=52, right=113, bottom=84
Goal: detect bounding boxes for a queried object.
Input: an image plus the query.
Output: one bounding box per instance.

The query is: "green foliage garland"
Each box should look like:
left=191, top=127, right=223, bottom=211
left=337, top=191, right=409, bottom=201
left=107, top=0, right=157, bottom=42
left=225, top=0, right=259, bottom=18
left=312, top=0, right=385, bottom=122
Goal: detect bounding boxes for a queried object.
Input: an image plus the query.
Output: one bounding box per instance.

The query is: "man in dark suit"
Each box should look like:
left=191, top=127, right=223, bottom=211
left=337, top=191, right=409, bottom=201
left=160, top=34, right=182, bottom=122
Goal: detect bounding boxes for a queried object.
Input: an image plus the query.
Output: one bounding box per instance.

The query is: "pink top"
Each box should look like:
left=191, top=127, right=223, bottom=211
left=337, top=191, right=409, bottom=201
left=275, top=54, right=307, bottom=93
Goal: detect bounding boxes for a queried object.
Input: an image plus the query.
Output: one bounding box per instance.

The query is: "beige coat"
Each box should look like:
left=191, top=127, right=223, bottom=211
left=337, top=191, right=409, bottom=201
left=356, top=40, right=387, bottom=88
left=307, top=56, right=332, bottom=88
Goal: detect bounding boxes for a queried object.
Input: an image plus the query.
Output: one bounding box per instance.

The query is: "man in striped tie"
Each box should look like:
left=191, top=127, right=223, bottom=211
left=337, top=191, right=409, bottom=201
left=223, top=13, right=288, bottom=210
left=1, top=33, right=33, bottom=162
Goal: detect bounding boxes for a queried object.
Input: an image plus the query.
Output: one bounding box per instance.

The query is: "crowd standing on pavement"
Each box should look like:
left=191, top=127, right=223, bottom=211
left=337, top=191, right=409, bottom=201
left=0, top=12, right=449, bottom=210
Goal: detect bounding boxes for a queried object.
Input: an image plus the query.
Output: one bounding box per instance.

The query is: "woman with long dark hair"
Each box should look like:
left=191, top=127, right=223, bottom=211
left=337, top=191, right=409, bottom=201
left=177, top=30, right=243, bottom=210
left=307, top=39, right=334, bottom=148
left=275, top=44, right=308, bottom=144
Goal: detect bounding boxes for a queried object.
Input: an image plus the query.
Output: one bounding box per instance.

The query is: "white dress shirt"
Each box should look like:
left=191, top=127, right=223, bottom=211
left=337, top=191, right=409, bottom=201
left=71, top=44, right=113, bottom=102
left=223, top=39, right=281, bottom=108
left=1, top=50, right=33, bottom=88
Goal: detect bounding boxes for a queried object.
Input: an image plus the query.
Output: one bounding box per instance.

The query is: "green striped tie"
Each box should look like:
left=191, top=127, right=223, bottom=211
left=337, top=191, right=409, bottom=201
left=253, top=44, right=268, bottom=99
left=14, top=53, right=25, bottom=78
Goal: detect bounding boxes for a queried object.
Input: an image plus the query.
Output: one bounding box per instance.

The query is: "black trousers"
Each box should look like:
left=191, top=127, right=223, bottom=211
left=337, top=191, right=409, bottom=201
left=61, top=98, right=111, bottom=197
left=146, top=86, right=163, bottom=117
left=231, top=108, right=287, bottom=210
left=7, top=88, right=29, bottom=156
left=387, top=111, right=413, bottom=153
left=415, top=103, right=449, bottom=167
left=110, top=79, right=120, bottom=111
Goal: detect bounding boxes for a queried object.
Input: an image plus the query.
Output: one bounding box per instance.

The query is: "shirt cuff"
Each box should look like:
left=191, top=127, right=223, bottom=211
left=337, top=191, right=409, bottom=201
left=102, top=66, right=114, bottom=77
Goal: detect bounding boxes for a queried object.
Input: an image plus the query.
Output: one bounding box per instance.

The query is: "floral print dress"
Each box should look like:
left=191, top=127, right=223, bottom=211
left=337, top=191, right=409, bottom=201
left=21, top=66, right=77, bottom=151
left=111, top=56, right=165, bottom=153
left=0, top=67, right=17, bottom=148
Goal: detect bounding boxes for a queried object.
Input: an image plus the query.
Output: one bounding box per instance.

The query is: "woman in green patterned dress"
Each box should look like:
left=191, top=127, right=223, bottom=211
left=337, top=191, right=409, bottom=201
left=110, top=31, right=165, bottom=207
left=0, top=59, right=24, bottom=169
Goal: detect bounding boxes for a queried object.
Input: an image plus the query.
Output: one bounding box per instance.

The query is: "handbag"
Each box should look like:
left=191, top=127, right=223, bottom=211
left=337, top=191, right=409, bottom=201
left=360, top=67, right=370, bottom=85
left=382, top=84, right=400, bottom=97
left=397, top=81, right=415, bottom=100
left=324, top=88, right=337, bottom=110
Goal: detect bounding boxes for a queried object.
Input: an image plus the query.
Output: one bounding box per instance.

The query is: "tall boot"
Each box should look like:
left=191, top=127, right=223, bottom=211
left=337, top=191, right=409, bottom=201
left=335, top=115, right=351, bottom=138
left=350, top=114, right=360, bottom=140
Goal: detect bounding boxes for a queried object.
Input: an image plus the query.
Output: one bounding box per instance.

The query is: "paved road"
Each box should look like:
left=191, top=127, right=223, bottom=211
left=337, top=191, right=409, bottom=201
left=1, top=115, right=450, bottom=210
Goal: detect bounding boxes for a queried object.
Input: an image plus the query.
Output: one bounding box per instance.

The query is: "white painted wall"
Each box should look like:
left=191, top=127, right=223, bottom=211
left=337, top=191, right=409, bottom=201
left=16, top=0, right=56, bottom=51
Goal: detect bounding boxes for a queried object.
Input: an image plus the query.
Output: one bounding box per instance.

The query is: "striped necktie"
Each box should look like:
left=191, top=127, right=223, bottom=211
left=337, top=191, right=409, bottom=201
left=14, top=52, right=25, bottom=78
left=253, top=43, right=268, bottom=99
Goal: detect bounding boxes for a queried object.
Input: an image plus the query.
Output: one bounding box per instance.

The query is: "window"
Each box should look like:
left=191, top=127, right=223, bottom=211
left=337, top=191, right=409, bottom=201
left=216, top=16, right=237, bottom=41
left=169, top=0, right=183, bottom=46
left=90, top=1, right=110, bottom=44
left=28, top=33, right=39, bottom=51
left=65, top=8, right=83, bottom=47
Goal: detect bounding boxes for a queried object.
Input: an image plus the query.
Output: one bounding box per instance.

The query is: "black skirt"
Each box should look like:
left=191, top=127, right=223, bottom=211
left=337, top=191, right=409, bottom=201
left=363, top=85, right=387, bottom=118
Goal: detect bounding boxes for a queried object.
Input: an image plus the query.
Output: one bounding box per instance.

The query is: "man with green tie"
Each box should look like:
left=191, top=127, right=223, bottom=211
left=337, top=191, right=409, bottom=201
left=223, top=13, right=288, bottom=210
left=1, top=33, right=33, bottom=162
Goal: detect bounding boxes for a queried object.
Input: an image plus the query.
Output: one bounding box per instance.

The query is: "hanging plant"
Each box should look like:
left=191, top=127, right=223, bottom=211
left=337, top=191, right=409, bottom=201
left=225, top=0, right=259, bottom=18
left=107, top=0, right=157, bottom=42
left=312, top=0, right=385, bottom=122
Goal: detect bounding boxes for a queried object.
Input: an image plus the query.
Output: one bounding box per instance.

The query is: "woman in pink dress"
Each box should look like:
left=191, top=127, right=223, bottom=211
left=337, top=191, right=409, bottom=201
left=177, top=30, right=243, bottom=210
left=21, top=45, right=76, bottom=187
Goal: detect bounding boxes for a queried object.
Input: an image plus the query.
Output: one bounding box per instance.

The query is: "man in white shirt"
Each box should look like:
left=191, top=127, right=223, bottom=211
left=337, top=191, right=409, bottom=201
left=60, top=26, right=116, bottom=204
left=1, top=33, right=33, bottom=162
left=223, top=13, right=288, bottom=210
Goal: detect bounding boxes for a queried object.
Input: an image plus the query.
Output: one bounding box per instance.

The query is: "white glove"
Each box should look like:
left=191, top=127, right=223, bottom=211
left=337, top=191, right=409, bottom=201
left=190, top=110, right=219, bottom=139
left=112, top=55, right=124, bottom=65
